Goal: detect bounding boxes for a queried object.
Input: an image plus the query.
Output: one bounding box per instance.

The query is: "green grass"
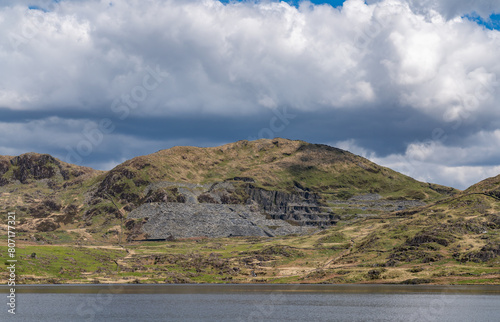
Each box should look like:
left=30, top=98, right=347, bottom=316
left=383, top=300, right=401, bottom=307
left=0, top=246, right=126, bottom=282
left=1, top=219, right=499, bottom=285
left=456, top=278, right=500, bottom=285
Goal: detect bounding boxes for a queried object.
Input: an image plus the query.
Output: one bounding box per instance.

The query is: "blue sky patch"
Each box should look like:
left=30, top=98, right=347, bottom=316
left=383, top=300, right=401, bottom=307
left=28, top=5, right=48, bottom=12
left=288, top=0, right=345, bottom=7
left=465, top=13, right=500, bottom=30
left=219, top=0, right=346, bottom=8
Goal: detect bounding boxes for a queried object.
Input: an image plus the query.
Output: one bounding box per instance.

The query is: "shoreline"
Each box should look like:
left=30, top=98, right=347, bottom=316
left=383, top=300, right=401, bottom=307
left=2, top=283, right=500, bottom=294
left=2, top=280, right=500, bottom=286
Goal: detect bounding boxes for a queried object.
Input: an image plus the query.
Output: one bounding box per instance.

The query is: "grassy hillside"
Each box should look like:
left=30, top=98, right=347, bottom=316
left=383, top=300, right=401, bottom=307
left=97, top=138, right=457, bottom=202
left=465, top=174, right=500, bottom=198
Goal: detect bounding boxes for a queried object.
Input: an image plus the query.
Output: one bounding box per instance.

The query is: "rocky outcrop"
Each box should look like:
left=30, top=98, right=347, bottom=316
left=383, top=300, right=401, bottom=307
left=329, top=196, right=426, bottom=213
left=0, top=159, right=10, bottom=175
left=17, top=218, right=61, bottom=232
left=0, top=153, right=96, bottom=185
left=458, top=243, right=500, bottom=263
left=34, top=218, right=60, bottom=232
left=10, top=153, right=61, bottom=183
left=94, top=167, right=142, bottom=205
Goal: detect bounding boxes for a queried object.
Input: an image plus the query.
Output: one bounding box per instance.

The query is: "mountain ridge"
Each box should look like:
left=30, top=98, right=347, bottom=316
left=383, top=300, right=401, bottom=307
left=0, top=138, right=465, bottom=242
left=0, top=138, right=498, bottom=285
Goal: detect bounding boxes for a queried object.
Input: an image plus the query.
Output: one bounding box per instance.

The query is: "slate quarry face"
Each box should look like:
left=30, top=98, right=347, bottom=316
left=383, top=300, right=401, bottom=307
left=126, top=181, right=329, bottom=239
left=126, top=180, right=429, bottom=240
left=128, top=202, right=314, bottom=239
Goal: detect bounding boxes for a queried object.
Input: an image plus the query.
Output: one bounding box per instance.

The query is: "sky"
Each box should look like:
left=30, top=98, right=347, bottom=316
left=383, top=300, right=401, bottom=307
left=1, top=0, right=500, bottom=190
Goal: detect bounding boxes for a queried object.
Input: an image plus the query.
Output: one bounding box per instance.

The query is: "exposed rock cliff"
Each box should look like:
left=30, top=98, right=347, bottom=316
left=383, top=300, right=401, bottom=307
left=127, top=202, right=313, bottom=239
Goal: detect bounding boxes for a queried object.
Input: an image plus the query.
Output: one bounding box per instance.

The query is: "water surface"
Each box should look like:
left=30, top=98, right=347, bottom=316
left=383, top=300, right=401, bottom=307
left=1, top=284, right=499, bottom=321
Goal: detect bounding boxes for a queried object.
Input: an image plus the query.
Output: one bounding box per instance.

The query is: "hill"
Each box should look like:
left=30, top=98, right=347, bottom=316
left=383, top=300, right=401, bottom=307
left=0, top=152, right=102, bottom=233
left=99, top=138, right=455, bottom=200
left=0, top=139, right=460, bottom=242
left=1, top=139, right=498, bottom=285
left=465, top=173, right=500, bottom=198
left=76, top=138, right=460, bottom=240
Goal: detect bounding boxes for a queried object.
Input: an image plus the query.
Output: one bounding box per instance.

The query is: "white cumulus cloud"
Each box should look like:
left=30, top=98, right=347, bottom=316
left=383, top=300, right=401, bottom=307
left=0, top=0, right=499, bottom=188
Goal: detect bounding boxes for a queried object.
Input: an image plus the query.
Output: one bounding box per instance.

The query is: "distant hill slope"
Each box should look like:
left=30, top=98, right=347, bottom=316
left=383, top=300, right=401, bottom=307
left=465, top=174, right=500, bottom=198
left=342, top=172, right=500, bottom=274
left=0, top=153, right=103, bottom=234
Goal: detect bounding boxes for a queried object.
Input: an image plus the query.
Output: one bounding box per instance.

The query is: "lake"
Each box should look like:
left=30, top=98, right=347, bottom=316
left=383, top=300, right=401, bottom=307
left=1, top=284, right=500, bottom=321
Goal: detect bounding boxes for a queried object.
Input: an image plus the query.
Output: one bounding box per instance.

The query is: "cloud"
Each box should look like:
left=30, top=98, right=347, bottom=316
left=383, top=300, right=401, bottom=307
left=1, top=0, right=498, bottom=119
left=0, top=0, right=499, bottom=189
left=1, top=0, right=499, bottom=117
left=402, top=0, right=500, bottom=19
